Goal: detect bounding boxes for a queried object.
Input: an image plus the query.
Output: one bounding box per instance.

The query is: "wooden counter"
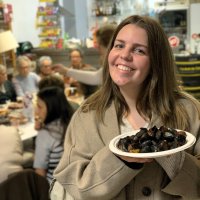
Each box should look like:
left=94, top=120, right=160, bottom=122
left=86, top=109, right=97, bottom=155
left=31, top=47, right=101, bottom=68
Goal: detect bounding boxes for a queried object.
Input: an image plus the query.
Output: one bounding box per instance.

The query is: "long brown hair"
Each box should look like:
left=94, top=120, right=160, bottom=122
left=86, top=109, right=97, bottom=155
left=82, top=15, right=200, bottom=130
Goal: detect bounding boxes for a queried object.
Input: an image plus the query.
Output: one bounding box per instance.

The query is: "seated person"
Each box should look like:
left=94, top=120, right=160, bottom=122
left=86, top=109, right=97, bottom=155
left=0, top=125, right=23, bottom=184
left=38, top=75, right=79, bottom=111
left=67, top=48, right=94, bottom=70
left=12, top=56, right=40, bottom=97
left=66, top=48, right=98, bottom=98
left=0, top=64, right=17, bottom=104
left=36, top=56, right=53, bottom=79
left=33, top=86, right=74, bottom=183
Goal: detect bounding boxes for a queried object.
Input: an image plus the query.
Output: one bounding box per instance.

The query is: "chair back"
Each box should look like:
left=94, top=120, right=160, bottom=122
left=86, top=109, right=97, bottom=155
left=0, top=169, right=50, bottom=200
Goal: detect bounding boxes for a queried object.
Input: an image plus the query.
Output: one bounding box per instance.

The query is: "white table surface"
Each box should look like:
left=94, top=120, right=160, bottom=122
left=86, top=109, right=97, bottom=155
left=18, top=122, right=38, bottom=141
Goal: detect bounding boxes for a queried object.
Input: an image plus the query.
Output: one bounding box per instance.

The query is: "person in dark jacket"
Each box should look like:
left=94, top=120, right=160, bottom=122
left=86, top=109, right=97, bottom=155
left=0, top=64, right=16, bottom=104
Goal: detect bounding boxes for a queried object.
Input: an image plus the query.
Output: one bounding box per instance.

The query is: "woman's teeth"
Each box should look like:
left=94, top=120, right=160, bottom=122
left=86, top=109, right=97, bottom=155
left=117, top=65, right=133, bottom=72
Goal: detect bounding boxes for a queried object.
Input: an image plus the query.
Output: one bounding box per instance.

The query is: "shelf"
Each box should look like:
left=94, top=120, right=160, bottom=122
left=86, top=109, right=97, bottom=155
left=36, top=0, right=61, bottom=48
left=0, top=20, right=12, bottom=30
left=0, top=4, right=16, bottom=69
left=38, top=35, right=60, bottom=37
left=178, top=73, right=200, bottom=77
left=158, top=9, right=188, bottom=53
left=38, top=23, right=60, bottom=27
left=163, top=26, right=186, bottom=29
left=93, top=13, right=120, bottom=17
left=90, top=14, right=121, bottom=19
left=37, top=13, right=58, bottom=17
left=183, top=86, right=200, bottom=91
left=90, top=0, right=121, bottom=19
left=175, top=55, right=200, bottom=98
left=39, top=0, right=57, bottom=2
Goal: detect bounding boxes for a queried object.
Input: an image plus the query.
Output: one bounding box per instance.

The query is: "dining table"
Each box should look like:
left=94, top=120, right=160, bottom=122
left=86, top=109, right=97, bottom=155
left=0, top=101, right=38, bottom=141
left=18, top=122, right=38, bottom=141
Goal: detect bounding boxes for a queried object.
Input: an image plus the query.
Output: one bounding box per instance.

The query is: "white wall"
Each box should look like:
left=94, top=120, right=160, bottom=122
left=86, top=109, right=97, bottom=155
left=4, top=0, right=40, bottom=47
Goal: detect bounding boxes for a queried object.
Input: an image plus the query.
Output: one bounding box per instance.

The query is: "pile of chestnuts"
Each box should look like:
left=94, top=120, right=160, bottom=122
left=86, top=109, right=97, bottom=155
left=117, top=126, right=187, bottom=153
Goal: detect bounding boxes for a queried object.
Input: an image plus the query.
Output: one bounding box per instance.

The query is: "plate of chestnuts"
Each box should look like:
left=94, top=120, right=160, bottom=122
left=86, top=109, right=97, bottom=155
left=109, top=126, right=196, bottom=158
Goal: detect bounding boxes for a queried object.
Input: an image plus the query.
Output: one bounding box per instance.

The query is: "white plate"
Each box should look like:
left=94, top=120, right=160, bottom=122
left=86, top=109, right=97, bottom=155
left=109, top=129, right=196, bottom=158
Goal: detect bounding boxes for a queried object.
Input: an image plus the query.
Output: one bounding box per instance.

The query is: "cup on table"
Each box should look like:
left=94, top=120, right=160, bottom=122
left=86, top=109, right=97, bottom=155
left=65, top=87, right=77, bottom=96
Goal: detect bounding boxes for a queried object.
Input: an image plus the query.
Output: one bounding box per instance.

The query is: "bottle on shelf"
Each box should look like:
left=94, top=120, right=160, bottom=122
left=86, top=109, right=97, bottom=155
left=93, top=0, right=120, bottom=17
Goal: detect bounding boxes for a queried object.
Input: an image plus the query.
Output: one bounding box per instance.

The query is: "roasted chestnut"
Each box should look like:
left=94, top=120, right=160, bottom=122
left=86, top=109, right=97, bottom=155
left=117, top=126, right=187, bottom=153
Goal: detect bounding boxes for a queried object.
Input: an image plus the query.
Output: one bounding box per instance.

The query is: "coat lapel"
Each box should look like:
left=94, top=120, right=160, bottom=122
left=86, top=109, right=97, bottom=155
left=98, top=102, right=120, bottom=145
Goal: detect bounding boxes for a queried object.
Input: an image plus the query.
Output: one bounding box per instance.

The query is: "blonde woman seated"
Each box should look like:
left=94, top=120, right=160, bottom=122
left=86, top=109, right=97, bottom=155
left=12, top=56, right=40, bottom=97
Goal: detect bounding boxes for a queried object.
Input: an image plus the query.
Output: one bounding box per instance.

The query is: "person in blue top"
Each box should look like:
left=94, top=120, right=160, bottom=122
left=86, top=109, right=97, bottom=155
left=12, top=56, right=40, bottom=97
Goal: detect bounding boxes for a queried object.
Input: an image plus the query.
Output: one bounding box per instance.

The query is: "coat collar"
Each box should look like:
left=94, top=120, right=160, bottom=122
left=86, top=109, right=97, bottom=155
left=98, top=101, right=162, bottom=145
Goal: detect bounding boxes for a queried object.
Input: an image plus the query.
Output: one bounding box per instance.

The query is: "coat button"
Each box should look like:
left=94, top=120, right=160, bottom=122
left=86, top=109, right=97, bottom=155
left=142, top=186, right=152, bottom=196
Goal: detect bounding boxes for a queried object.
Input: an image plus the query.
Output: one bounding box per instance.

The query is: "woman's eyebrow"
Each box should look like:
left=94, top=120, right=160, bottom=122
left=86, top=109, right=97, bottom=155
left=115, top=39, right=148, bottom=48
left=134, top=43, right=148, bottom=49
left=114, top=39, right=124, bottom=43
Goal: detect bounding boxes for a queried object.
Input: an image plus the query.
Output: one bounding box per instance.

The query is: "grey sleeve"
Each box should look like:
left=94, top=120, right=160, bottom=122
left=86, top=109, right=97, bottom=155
left=33, top=130, right=53, bottom=169
left=68, top=68, right=102, bottom=86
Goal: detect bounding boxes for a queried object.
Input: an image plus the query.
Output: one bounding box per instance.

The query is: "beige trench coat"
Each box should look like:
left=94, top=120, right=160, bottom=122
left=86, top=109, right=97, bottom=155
left=54, top=100, right=200, bottom=200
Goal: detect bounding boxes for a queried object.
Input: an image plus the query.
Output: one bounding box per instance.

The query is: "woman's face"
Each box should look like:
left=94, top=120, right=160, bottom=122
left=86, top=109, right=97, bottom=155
left=108, top=24, right=150, bottom=91
left=18, top=60, right=30, bottom=77
left=35, top=97, right=47, bottom=124
left=41, top=59, right=52, bottom=76
left=70, top=50, right=82, bottom=69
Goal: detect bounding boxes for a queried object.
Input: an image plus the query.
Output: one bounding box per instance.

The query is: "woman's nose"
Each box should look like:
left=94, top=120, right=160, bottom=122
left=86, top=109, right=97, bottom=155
left=120, top=49, right=132, bottom=61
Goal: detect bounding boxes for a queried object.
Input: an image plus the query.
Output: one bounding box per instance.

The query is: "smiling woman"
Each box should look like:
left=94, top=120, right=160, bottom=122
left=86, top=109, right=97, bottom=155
left=53, top=15, right=200, bottom=200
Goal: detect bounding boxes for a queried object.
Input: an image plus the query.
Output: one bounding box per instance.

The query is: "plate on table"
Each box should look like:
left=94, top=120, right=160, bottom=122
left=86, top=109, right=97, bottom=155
left=8, top=102, right=23, bottom=110
left=8, top=112, right=28, bottom=125
left=109, top=129, right=196, bottom=158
